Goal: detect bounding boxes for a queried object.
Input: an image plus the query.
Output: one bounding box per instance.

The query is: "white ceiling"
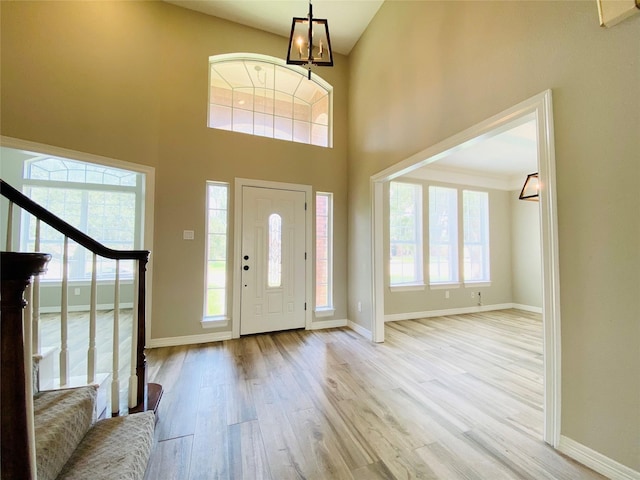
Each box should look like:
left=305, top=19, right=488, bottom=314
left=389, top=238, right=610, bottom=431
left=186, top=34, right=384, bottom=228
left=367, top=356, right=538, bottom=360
left=163, top=0, right=385, bottom=55
left=404, top=115, right=539, bottom=191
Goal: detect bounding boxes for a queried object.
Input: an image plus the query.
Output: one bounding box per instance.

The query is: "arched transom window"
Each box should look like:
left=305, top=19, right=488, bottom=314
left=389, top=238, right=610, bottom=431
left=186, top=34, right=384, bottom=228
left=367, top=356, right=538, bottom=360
left=208, top=53, right=332, bottom=148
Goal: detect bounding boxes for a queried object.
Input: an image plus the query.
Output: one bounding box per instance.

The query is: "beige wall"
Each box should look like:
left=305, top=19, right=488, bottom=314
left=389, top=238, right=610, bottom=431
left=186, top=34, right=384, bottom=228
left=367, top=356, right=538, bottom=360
left=384, top=178, right=513, bottom=315
left=510, top=190, right=543, bottom=308
left=2, top=0, right=638, bottom=472
left=349, top=0, right=639, bottom=470
left=0, top=1, right=350, bottom=339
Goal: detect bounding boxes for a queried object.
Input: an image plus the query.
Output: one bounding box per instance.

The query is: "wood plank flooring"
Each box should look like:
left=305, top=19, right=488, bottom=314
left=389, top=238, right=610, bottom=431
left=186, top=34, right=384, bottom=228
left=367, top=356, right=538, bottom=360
left=143, top=310, right=604, bottom=480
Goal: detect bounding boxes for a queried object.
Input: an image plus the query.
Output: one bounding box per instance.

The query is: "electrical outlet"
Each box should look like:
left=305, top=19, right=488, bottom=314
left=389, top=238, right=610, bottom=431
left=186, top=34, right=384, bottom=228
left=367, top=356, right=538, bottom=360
left=357, top=301, right=362, bottom=312
left=74, top=288, right=81, bottom=296
left=470, top=291, right=475, bottom=298
left=445, top=290, right=450, bottom=299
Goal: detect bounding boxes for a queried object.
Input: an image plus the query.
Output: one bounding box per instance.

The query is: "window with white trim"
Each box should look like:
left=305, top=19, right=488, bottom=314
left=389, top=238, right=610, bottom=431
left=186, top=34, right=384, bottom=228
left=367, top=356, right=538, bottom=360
left=208, top=54, right=332, bottom=147
left=428, top=186, right=458, bottom=284
left=463, top=190, right=490, bottom=282
left=315, top=192, right=333, bottom=312
left=21, top=156, right=143, bottom=281
left=205, top=182, right=229, bottom=319
left=389, top=182, right=423, bottom=286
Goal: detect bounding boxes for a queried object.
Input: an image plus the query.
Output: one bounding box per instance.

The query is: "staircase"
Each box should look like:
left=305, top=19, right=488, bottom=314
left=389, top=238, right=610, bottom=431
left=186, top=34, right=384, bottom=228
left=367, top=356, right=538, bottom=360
left=34, top=386, right=155, bottom=480
left=1, top=178, right=163, bottom=479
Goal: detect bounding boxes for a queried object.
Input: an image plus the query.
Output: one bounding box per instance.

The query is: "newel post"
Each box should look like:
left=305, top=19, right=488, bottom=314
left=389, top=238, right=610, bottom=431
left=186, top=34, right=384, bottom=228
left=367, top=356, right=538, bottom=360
left=135, top=254, right=148, bottom=408
left=1, top=252, right=51, bottom=480
left=131, top=252, right=163, bottom=415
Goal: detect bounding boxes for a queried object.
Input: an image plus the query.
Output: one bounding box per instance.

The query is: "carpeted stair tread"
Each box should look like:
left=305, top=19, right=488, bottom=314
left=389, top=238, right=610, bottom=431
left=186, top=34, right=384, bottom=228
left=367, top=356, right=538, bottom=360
left=57, top=411, right=155, bottom=480
left=34, top=386, right=97, bottom=480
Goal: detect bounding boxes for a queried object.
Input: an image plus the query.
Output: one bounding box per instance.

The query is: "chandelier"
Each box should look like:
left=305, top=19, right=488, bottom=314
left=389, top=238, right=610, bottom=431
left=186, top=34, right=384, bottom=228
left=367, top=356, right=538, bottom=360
left=286, top=1, right=333, bottom=79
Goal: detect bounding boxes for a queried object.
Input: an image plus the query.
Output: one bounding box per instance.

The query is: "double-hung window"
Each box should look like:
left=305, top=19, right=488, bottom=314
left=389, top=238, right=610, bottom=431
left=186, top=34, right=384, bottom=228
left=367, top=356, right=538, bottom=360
left=428, top=186, right=458, bottom=285
left=463, top=190, right=490, bottom=283
left=389, top=182, right=423, bottom=286
left=389, top=183, right=490, bottom=288
left=427, top=186, right=490, bottom=286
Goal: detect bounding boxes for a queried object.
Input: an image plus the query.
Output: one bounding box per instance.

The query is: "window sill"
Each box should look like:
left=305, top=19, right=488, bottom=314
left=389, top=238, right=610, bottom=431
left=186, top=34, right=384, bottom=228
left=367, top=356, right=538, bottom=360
left=389, top=284, right=426, bottom=292
left=429, top=283, right=461, bottom=290
left=464, top=281, right=492, bottom=288
left=201, top=316, right=229, bottom=329
left=315, top=308, right=335, bottom=318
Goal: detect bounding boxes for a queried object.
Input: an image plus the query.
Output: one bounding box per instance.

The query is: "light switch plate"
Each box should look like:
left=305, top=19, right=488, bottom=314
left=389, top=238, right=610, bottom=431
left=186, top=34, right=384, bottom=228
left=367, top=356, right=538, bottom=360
left=183, top=230, right=194, bottom=240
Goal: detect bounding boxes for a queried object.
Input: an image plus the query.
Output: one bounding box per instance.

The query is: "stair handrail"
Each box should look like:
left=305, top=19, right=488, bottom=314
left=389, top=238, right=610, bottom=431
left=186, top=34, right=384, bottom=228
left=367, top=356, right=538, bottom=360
left=0, top=178, right=158, bottom=412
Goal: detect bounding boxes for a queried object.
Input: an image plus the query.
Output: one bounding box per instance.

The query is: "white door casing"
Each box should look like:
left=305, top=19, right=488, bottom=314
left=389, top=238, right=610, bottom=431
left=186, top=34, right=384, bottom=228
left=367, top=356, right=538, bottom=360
left=240, top=185, right=306, bottom=335
left=370, top=90, right=561, bottom=446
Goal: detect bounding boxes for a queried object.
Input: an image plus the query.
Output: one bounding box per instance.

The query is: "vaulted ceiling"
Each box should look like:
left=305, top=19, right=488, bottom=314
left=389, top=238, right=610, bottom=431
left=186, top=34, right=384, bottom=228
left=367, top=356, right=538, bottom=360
left=165, top=0, right=537, bottom=185
left=163, top=0, right=385, bottom=55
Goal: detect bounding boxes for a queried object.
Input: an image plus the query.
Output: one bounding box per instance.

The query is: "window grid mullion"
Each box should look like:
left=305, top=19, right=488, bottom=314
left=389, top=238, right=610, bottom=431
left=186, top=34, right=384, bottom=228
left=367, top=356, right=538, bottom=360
left=209, top=56, right=331, bottom=147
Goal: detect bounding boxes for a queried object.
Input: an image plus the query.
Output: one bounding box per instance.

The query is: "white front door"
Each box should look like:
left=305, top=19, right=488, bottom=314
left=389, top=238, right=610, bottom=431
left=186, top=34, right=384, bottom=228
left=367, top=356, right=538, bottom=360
left=240, top=186, right=306, bottom=335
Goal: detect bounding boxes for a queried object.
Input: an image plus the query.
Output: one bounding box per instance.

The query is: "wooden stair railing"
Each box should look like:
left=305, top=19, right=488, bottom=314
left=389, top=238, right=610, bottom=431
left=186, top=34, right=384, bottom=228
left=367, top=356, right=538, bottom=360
left=0, top=179, right=162, bottom=415
left=1, top=252, right=51, bottom=480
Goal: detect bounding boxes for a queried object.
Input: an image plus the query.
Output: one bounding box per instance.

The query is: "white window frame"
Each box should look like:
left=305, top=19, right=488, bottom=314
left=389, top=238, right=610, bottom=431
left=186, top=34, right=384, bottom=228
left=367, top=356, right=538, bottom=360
left=428, top=185, right=459, bottom=287
left=315, top=191, right=334, bottom=316
left=2, top=136, right=156, bottom=348
left=462, top=189, right=491, bottom=285
left=20, top=156, right=144, bottom=283
left=208, top=53, right=333, bottom=148
left=202, top=181, right=230, bottom=328
left=389, top=181, right=424, bottom=288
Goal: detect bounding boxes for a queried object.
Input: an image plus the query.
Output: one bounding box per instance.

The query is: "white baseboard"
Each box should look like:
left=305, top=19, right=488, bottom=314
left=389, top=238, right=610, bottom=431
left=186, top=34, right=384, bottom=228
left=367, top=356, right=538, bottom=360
left=558, top=435, right=640, bottom=480
left=147, top=331, right=232, bottom=348
left=148, top=320, right=349, bottom=346
left=40, top=303, right=134, bottom=314
left=512, top=303, right=543, bottom=313
left=347, top=320, right=372, bottom=340
left=384, top=303, right=515, bottom=322
left=309, top=319, right=348, bottom=330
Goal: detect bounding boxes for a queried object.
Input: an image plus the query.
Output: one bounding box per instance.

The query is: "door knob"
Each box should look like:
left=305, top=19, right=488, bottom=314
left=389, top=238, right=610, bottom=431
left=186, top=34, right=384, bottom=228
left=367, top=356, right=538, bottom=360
left=243, top=265, right=249, bottom=271
left=244, top=255, right=249, bottom=260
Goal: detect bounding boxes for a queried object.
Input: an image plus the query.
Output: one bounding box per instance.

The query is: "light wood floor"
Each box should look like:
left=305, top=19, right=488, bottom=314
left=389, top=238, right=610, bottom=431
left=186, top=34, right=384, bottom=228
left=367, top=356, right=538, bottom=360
left=143, top=310, right=603, bottom=480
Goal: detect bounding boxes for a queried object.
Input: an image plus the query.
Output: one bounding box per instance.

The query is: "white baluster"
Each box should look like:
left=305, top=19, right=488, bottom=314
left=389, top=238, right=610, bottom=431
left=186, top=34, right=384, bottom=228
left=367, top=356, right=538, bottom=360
left=128, top=262, right=139, bottom=409
left=60, top=236, right=69, bottom=387
left=111, top=259, right=120, bottom=416
left=6, top=201, right=13, bottom=250
left=87, top=253, right=97, bottom=384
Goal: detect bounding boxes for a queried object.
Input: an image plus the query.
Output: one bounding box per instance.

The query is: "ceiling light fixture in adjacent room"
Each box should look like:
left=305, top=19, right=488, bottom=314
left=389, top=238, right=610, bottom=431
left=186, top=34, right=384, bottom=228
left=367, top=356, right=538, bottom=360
left=286, top=1, right=333, bottom=80
left=519, top=172, right=540, bottom=201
